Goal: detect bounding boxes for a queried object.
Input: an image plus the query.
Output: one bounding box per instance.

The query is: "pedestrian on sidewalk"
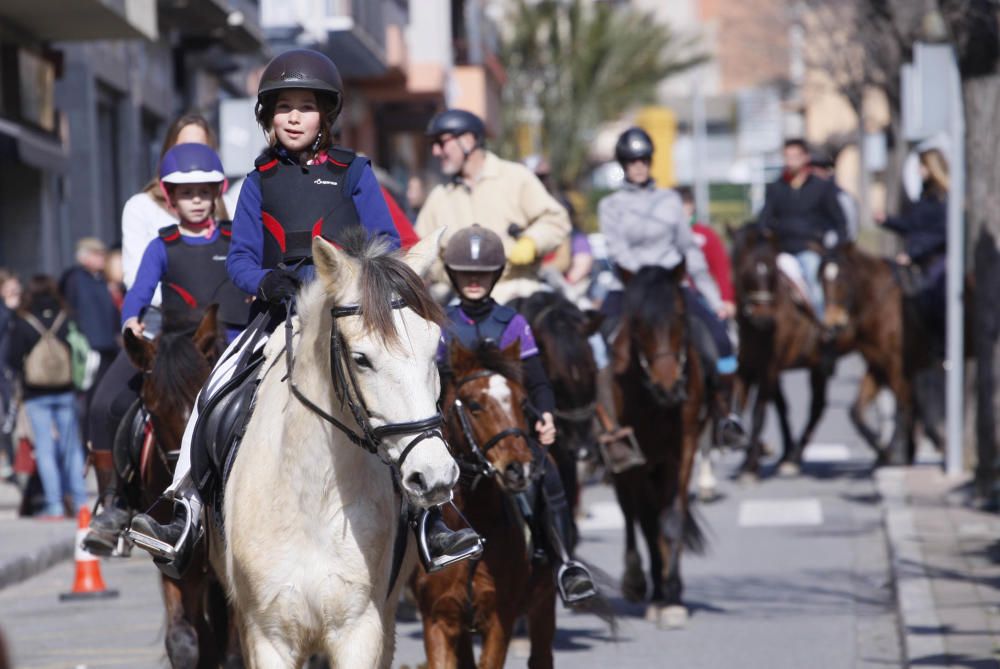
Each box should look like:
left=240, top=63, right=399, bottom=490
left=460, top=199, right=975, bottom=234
left=0, top=270, right=19, bottom=481
left=5, top=276, right=87, bottom=519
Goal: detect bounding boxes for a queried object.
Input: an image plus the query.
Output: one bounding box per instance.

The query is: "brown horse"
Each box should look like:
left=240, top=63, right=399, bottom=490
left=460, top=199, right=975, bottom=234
left=730, top=225, right=857, bottom=475
left=413, top=341, right=557, bottom=669
left=611, top=265, right=706, bottom=628
left=121, top=307, right=239, bottom=668
left=818, top=244, right=969, bottom=464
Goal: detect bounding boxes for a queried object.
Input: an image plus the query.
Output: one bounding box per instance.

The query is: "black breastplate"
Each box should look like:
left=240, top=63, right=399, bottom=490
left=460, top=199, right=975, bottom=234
left=256, top=148, right=362, bottom=267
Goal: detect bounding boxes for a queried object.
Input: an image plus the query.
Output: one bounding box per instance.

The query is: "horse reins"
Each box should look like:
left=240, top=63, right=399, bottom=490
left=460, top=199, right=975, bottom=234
left=282, top=299, right=445, bottom=477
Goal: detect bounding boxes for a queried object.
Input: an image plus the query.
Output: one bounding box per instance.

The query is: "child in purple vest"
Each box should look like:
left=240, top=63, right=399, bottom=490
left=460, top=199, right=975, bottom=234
left=439, top=225, right=598, bottom=605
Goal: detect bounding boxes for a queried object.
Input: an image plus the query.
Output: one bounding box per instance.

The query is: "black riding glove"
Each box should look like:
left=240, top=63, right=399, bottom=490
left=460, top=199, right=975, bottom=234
left=256, top=268, right=301, bottom=305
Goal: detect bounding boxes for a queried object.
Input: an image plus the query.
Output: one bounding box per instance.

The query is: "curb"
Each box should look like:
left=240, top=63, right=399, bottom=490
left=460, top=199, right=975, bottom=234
left=875, top=467, right=947, bottom=667
left=0, top=536, right=75, bottom=591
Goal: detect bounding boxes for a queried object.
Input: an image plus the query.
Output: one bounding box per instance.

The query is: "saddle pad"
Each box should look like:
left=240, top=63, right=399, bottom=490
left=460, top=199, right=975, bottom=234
left=776, top=253, right=813, bottom=312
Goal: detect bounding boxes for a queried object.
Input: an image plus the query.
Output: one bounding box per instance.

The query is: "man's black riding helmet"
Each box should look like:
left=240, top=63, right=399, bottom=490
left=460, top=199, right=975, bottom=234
left=426, top=109, right=486, bottom=145
left=615, top=127, right=654, bottom=164
left=255, top=49, right=344, bottom=125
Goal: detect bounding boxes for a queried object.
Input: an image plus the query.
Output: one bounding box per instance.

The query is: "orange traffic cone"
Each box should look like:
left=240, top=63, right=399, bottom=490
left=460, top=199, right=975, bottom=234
left=59, top=507, right=119, bottom=601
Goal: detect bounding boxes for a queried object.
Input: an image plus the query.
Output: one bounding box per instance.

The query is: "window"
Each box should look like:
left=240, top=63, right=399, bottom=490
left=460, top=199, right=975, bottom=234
left=17, top=48, right=55, bottom=132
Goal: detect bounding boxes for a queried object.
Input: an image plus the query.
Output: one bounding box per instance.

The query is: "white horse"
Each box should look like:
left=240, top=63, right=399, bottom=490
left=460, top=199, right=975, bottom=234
left=213, top=232, right=458, bottom=667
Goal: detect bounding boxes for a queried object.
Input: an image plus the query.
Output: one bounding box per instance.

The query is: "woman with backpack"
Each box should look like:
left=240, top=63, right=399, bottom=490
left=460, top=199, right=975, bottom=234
left=6, top=276, right=87, bottom=519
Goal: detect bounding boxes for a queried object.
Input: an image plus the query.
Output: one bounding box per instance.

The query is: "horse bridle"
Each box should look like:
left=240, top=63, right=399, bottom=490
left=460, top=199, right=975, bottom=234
left=283, top=299, right=445, bottom=477
left=634, top=326, right=689, bottom=406
left=449, top=369, right=541, bottom=488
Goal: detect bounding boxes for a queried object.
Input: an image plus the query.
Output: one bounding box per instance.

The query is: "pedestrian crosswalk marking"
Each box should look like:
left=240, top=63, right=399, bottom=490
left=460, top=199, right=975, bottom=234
left=577, top=501, right=625, bottom=531
left=738, top=499, right=823, bottom=527
left=803, top=443, right=851, bottom=463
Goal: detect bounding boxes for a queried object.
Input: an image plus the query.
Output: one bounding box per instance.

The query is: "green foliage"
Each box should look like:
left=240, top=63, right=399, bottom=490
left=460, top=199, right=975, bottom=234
left=499, top=0, right=708, bottom=186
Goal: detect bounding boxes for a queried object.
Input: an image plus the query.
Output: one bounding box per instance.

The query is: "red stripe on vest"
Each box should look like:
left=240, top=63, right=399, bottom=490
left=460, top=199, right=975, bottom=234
left=167, top=282, right=198, bottom=309
left=220, top=227, right=231, bottom=237
left=258, top=159, right=279, bottom=172
left=262, top=212, right=286, bottom=252
left=328, top=158, right=348, bottom=167
left=312, top=218, right=323, bottom=240
left=162, top=231, right=181, bottom=243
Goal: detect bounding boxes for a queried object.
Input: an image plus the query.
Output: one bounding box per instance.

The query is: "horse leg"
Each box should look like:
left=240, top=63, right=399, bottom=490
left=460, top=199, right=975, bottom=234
left=849, top=371, right=886, bottom=461
left=886, top=369, right=915, bottom=466
left=239, top=618, right=298, bottom=669
left=326, top=607, right=386, bottom=668
left=525, top=572, right=557, bottom=669
left=421, top=613, right=464, bottom=669
left=696, top=436, right=718, bottom=502
left=615, top=482, right=646, bottom=602
left=660, top=427, right=699, bottom=628
left=637, top=503, right=666, bottom=622
left=739, top=379, right=770, bottom=478
left=773, top=381, right=795, bottom=461
left=781, top=368, right=828, bottom=475
left=162, top=576, right=200, bottom=669
left=478, top=611, right=514, bottom=669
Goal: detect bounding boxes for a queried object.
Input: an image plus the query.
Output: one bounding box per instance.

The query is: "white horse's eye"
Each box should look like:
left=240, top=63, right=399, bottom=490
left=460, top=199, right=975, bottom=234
left=352, top=352, right=373, bottom=370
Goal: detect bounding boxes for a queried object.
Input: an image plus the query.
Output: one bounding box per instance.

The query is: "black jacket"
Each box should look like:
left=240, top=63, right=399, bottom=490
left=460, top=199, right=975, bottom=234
left=883, top=191, right=947, bottom=264
left=758, top=174, right=848, bottom=253
left=6, top=298, right=74, bottom=399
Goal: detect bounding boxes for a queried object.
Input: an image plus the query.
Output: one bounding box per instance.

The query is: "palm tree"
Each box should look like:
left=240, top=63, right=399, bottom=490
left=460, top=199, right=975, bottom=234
left=499, top=0, right=709, bottom=186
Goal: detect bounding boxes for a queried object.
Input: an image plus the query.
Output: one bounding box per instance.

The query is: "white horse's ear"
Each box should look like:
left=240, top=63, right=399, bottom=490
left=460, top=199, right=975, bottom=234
left=404, top=228, right=445, bottom=279
left=313, top=236, right=352, bottom=288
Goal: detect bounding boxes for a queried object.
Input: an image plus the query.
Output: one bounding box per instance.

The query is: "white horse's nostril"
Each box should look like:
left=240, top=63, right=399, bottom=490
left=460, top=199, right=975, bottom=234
left=405, top=471, right=427, bottom=494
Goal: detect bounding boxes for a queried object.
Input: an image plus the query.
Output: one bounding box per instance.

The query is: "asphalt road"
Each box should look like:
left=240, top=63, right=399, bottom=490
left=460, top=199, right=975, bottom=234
left=0, top=355, right=903, bottom=668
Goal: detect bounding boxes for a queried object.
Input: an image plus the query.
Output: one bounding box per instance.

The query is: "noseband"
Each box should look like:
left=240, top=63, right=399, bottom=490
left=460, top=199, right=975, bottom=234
left=283, top=299, right=444, bottom=476
left=449, top=369, right=541, bottom=489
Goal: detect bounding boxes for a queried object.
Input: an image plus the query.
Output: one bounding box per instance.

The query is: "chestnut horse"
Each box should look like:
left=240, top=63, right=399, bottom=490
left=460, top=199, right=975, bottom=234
left=413, top=341, right=557, bottom=668
left=121, top=307, right=238, bottom=668
left=730, top=225, right=855, bottom=475
left=611, top=265, right=707, bottom=628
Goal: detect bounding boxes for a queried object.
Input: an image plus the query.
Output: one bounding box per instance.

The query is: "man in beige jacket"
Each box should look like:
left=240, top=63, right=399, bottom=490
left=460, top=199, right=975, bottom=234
left=416, top=109, right=570, bottom=303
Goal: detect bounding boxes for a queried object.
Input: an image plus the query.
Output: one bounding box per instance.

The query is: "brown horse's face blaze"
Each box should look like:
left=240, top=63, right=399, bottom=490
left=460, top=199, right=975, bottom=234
left=820, top=259, right=850, bottom=330
left=456, top=375, right=535, bottom=492
left=739, top=258, right=778, bottom=327
left=634, top=322, right=688, bottom=408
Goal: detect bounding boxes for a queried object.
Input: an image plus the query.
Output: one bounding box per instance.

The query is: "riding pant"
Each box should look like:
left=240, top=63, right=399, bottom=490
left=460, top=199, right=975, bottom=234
left=87, top=349, right=142, bottom=453
left=795, top=250, right=824, bottom=317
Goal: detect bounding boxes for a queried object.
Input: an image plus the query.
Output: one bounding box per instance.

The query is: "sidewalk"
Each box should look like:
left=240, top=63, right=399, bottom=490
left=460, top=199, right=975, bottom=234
left=0, top=476, right=93, bottom=590
left=877, top=466, right=1000, bottom=668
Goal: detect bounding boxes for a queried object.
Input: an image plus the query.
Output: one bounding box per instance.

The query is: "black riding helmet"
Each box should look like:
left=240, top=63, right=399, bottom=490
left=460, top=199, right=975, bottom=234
left=615, top=127, right=654, bottom=164
left=426, top=109, right=486, bottom=147
left=255, top=49, right=344, bottom=127
left=443, top=225, right=506, bottom=299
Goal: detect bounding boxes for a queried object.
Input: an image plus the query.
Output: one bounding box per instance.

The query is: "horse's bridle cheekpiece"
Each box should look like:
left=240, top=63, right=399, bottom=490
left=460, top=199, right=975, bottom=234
left=283, top=298, right=445, bottom=478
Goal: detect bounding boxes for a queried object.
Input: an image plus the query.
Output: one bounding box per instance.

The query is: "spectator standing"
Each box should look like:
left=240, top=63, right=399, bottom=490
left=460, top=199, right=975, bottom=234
left=0, top=271, right=17, bottom=480
left=104, top=246, right=126, bottom=313
left=6, top=276, right=87, bottom=519
left=60, top=238, right=119, bottom=380
left=677, top=186, right=736, bottom=320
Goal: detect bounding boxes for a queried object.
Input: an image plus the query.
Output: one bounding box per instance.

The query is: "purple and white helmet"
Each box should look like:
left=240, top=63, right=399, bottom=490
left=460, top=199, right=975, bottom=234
left=159, top=143, right=225, bottom=184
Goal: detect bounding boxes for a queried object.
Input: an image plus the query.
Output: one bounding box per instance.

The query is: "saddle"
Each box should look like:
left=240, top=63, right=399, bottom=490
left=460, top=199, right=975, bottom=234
left=112, top=399, right=152, bottom=502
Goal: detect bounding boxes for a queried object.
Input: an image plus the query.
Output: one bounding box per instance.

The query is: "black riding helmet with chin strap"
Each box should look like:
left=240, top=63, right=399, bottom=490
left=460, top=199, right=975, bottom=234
left=427, top=109, right=486, bottom=177
left=443, top=225, right=506, bottom=299
left=615, top=127, right=654, bottom=165
left=254, top=49, right=344, bottom=130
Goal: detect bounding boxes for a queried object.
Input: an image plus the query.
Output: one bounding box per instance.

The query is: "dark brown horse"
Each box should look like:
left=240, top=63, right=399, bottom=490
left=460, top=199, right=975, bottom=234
left=611, top=265, right=706, bottom=628
left=413, top=341, right=557, bottom=668
left=507, top=291, right=602, bottom=517
left=730, top=225, right=856, bottom=475
left=121, top=307, right=239, bottom=668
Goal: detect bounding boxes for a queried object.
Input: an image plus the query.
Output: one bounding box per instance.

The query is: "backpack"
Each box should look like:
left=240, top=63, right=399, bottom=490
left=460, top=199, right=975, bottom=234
left=22, top=312, right=72, bottom=389
left=66, top=321, right=96, bottom=391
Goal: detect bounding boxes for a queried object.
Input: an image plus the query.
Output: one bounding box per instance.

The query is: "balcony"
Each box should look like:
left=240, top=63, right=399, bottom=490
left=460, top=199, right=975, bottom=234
left=158, top=0, right=264, bottom=53
left=323, top=0, right=389, bottom=78
left=1, top=0, right=157, bottom=42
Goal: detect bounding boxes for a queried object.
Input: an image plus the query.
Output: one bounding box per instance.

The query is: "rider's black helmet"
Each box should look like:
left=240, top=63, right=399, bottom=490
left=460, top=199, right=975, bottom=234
left=426, top=109, right=486, bottom=145
left=443, top=225, right=506, bottom=272
left=615, top=127, right=654, bottom=164
left=255, top=49, right=344, bottom=125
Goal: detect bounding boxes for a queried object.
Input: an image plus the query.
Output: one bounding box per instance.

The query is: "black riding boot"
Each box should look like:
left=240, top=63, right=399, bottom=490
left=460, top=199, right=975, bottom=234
left=712, top=372, right=746, bottom=448
left=415, top=504, right=483, bottom=573
left=535, top=456, right=597, bottom=605
left=128, top=491, right=201, bottom=580
left=83, top=451, right=132, bottom=557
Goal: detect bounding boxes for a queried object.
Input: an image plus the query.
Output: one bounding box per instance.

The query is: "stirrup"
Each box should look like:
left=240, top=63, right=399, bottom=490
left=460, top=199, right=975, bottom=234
left=557, top=560, right=598, bottom=605
left=598, top=425, right=646, bottom=474
left=416, top=508, right=484, bottom=573
left=126, top=497, right=196, bottom=563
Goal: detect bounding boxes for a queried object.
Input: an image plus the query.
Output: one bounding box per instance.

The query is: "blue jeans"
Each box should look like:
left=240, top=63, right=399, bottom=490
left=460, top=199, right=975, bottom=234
left=24, top=392, right=87, bottom=516
left=795, top=250, right=824, bottom=316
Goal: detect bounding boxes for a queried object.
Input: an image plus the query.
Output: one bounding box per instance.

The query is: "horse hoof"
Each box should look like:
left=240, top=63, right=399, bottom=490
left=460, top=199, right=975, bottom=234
left=659, top=605, right=689, bottom=629
left=698, top=486, right=719, bottom=503
left=738, top=471, right=759, bottom=485
left=645, top=604, right=663, bottom=623
left=778, top=461, right=800, bottom=477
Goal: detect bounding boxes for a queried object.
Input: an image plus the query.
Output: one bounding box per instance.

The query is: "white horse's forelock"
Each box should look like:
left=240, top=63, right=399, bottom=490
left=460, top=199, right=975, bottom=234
left=216, top=244, right=456, bottom=667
